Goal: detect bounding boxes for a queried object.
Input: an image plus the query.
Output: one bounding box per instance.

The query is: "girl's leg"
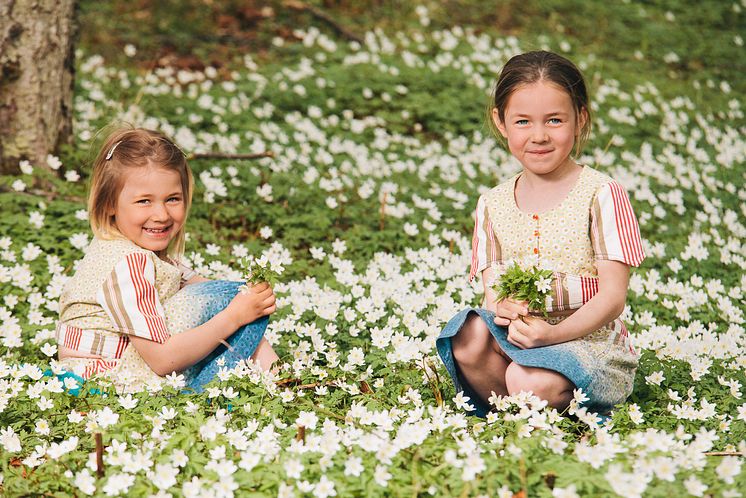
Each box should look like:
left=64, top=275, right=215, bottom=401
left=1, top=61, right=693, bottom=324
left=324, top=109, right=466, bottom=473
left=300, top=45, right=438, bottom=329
left=170, top=280, right=274, bottom=391
left=504, top=363, right=574, bottom=410
left=251, top=337, right=279, bottom=371
left=451, top=313, right=511, bottom=403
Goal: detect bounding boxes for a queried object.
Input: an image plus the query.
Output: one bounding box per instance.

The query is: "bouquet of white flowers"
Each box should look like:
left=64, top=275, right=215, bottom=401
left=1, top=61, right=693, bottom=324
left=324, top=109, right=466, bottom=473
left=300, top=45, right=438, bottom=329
left=492, top=262, right=554, bottom=316
left=239, top=254, right=284, bottom=293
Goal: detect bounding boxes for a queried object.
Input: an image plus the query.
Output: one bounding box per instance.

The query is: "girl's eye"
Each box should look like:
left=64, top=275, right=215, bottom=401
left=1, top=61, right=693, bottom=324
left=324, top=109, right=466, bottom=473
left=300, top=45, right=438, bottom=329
left=516, top=119, right=529, bottom=125
left=136, top=199, right=150, bottom=204
left=167, top=197, right=182, bottom=203
left=548, top=118, right=562, bottom=124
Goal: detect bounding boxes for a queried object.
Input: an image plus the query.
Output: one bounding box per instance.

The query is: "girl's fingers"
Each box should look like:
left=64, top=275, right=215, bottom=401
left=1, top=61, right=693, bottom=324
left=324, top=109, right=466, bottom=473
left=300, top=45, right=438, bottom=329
left=506, top=333, right=525, bottom=350
left=250, top=282, right=270, bottom=292
left=507, top=324, right=526, bottom=349
left=498, top=300, right=528, bottom=319
left=263, top=304, right=276, bottom=315
left=504, top=299, right=529, bottom=315
left=510, top=319, right=526, bottom=333
left=253, top=288, right=273, bottom=300
left=493, top=316, right=510, bottom=326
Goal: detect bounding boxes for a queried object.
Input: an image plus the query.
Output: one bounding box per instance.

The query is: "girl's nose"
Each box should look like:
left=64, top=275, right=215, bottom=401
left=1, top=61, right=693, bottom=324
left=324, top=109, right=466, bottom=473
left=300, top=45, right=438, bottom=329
left=151, top=203, right=170, bottom=221
left=531, top=127, right=549, bottom=142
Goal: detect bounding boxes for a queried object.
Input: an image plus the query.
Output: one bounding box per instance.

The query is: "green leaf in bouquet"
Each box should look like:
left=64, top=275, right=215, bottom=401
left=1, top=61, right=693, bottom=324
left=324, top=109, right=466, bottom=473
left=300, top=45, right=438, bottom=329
left=493, top=262, right=554, bottom=315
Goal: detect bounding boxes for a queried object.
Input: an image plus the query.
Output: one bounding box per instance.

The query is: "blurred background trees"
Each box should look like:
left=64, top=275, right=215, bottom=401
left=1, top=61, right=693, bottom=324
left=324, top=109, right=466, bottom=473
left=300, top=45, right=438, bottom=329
left=0, top=0, right=77, bottom=174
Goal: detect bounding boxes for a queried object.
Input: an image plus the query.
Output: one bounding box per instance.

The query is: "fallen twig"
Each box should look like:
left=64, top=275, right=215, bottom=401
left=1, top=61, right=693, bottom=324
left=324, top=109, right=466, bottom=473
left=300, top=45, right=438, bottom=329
left=274, top=378, right=336, bottom=390
left=704, top=451, right=744, bottom=457
left=379, top=191, right=387, bottom=230
left=296, top=424, right=306, bottom=442
left=283, top=1, right=364, bottom=44
left=359, top=380, right=373, bottom=394
left=0, top=185, right=85, bottom=203
left=95, top=433, right=105, bottom=478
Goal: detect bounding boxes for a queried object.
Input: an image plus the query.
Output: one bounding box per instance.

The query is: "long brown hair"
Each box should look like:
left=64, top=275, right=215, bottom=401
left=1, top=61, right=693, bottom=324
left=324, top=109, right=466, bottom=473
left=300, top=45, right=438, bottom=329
left=88, top=126, right=194, bottom=257
left=489, top=50, right=592, bottom=156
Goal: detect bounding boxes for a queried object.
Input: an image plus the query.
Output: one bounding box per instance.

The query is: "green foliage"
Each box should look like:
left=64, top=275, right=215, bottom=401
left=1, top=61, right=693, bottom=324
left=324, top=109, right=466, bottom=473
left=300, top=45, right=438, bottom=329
left=1, top=0, right=745, bottom=496
left=240, top=254, right=285, bottom=286
left=494, top=263, right=555, bottom=315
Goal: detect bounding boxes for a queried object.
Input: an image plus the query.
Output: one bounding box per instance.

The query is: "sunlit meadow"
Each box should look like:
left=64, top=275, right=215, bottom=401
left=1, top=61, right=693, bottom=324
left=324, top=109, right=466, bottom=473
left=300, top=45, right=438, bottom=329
left=1, top=3, right=745, bottom=496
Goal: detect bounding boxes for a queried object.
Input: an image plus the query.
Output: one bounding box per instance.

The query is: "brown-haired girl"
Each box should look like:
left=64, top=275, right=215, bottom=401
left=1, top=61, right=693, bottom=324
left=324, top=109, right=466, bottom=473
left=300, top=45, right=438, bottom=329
left=436, top=51, right=645, bottom=417
left=56, top=127, right=278, bottom=392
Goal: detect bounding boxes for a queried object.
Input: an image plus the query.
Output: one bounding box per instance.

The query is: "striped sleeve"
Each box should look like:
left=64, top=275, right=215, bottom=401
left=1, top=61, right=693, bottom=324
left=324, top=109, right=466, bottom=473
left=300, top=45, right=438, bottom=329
left=56, top=322, right=130, bottom=358
left=545, top=272, right=599, bottom=313
left=469, top=195, right=501, bottom=282
left=590, top=182, right=645, bottom=267
left=96, top=252, right=170, bottom=343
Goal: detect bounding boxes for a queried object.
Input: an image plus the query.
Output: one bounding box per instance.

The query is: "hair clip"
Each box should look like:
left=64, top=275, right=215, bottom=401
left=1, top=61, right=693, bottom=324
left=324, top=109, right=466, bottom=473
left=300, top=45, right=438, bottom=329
left=172, top=142, right=187, bottom=158
left=105, top=141, right=122, bottom=160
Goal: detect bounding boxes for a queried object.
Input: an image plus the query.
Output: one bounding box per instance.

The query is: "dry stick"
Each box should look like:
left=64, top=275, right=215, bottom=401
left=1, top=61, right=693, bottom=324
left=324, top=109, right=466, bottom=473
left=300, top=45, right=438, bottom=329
left=94, top=433, right=104, bottom=478
left=518, top=457, right=528, bottom=497
left=704, top=451, right=744, bottom=457
left=274, top=378, right=336, bottom=390
left=283, top=1, right=364, bottom=44
left=411, top=450, right=422, bottom=498
left=421, top=357, right=443, bottom=407
left=275, top=377, right=302, bottom=387
left=188, top=151, right=274, bottom=160
left=379, top=192, right=387, bottom=230
left=602, top=136, right=615, bottom=156
left=0, top=185, right=84, bottom=203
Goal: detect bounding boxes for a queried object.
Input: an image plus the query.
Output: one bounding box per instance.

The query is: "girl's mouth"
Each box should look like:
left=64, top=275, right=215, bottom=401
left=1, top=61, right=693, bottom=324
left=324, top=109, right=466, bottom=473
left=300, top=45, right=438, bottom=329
left=144, top=226, right=172, bottom=236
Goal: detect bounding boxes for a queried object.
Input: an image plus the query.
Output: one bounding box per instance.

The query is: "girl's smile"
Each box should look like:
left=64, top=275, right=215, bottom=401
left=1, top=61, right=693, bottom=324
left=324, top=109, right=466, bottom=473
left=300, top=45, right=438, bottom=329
left=112, top=165, right=186, bottom=253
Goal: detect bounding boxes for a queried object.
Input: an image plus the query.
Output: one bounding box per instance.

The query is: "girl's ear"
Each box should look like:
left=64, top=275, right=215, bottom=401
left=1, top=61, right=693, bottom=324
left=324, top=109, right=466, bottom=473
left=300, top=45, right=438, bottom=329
left=576, top=107, right=589, bottom=134
left=492, top=108, right=508, bottom=138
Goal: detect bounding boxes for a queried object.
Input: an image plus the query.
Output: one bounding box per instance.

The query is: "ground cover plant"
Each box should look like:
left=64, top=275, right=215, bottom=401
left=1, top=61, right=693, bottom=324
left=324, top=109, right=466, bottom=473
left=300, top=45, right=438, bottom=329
left=1, top=1, right=745, bottom=496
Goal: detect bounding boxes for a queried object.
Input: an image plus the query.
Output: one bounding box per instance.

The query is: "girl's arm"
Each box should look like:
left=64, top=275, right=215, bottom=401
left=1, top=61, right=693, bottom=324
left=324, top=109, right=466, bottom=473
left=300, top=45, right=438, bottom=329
left=184, top=274, right=211, bottom=285
left=481, top=266, right=499, bottom=313
left=507, top=259, right=629, bottom=349
left=128, top=283, right=276, bottom=376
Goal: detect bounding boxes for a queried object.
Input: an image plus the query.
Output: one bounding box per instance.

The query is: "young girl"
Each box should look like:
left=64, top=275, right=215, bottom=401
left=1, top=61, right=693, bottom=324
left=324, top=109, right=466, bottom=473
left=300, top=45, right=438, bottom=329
left=437, top=51, right=645, bottom=417
left=56, top=127, right=278, bottom=393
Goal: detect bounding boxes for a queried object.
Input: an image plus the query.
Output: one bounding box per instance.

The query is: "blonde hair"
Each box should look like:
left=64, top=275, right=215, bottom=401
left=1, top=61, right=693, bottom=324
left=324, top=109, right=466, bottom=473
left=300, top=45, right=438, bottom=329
left=88, top=126, right=194, bottom=257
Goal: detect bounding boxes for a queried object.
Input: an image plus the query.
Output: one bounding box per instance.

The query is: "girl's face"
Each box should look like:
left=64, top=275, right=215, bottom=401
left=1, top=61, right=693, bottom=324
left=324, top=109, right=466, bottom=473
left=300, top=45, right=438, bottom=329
left=112, top=165, right=186, bottom=253
left=494, top=80, right=586, bottom=177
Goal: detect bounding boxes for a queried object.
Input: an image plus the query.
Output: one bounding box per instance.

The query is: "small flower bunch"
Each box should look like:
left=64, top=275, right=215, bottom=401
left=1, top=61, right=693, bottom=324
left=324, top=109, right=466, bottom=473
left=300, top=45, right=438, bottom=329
left=492, top=262, right=554, bottom=315
left=239, top=254, right=285, bottom=292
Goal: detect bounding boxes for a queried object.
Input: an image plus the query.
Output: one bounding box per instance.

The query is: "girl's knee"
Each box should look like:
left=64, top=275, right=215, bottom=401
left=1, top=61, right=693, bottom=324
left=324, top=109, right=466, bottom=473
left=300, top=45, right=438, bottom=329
left=505, top=364, right=572, bottom=401
left=504, top=363, right=532, bottom=394
left=251, top=338, right=279, bottom=371
left=451, top=316, right=493, bottom=366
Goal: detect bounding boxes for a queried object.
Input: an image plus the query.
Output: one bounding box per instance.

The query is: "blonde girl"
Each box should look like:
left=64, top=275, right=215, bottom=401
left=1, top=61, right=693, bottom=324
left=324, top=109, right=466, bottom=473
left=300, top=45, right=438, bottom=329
left=56, top=127, right=278, bottom=392
left=437, top=51, right=645, bottom=416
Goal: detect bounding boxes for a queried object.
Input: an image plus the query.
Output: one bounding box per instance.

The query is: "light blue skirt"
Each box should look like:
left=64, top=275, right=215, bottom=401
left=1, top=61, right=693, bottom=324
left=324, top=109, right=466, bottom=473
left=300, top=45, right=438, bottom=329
left=166, top=280, right=269, bottom=392
left=436, top=308, right=631, bottom=417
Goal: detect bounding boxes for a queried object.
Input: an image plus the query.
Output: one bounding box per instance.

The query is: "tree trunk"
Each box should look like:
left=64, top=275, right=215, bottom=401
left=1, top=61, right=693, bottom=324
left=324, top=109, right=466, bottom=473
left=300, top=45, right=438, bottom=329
left=0, top=0, right=77, bottom=174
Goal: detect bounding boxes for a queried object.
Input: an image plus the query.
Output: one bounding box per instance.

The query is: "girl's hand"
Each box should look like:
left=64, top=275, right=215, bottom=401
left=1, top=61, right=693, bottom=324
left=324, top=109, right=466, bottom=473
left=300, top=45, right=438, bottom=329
left=506, top=316, right=553, bottom=349
left=225, top=282, right=276, bottom=328
left=494, top=298, right=529, bottom=326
